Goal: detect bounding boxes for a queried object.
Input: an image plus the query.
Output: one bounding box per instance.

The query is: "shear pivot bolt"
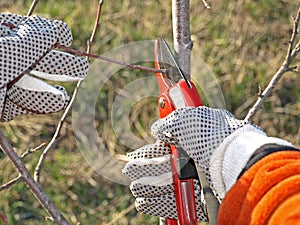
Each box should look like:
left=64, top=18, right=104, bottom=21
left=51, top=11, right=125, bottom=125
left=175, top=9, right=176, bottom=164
left=159, top=98, right=165, bottom=109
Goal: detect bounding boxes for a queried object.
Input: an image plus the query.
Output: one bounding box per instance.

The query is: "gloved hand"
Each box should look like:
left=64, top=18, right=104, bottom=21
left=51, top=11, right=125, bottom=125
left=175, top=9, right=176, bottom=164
left=0, top=13, right=88, bottom=121
left=122, top=106, right=247, bottom=220
left=122, top=106, right=293, bottom=220
left=123, top=140, right=208, bottom=221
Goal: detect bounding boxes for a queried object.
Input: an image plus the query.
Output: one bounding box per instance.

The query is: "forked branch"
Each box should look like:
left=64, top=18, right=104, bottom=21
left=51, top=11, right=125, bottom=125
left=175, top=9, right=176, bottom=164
left=0, top=130, right=70, bottom=225
left=245, top=7, right=300, bottom=122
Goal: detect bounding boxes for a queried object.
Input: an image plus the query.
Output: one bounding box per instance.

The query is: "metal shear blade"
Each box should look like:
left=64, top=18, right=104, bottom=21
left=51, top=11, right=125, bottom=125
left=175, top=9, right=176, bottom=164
left=157, top=38, right=192, bottom=89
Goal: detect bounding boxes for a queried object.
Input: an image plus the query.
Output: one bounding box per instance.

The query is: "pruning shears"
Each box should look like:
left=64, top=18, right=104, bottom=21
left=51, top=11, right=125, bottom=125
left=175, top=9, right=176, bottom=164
left=154, top=38, right=204, bottom=225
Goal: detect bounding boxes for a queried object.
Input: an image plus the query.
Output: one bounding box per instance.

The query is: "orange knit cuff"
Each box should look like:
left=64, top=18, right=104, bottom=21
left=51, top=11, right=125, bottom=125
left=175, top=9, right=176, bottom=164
left=218, top=151, right=300, bottom=225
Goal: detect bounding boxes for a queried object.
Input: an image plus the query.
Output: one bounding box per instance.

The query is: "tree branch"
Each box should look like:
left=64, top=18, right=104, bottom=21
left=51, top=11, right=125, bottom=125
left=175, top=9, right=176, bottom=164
left=245, top=7, right=300, bottom=122
left=0, top=130, right=70, bottom=225
left=2, top=19, right=165, bottom=75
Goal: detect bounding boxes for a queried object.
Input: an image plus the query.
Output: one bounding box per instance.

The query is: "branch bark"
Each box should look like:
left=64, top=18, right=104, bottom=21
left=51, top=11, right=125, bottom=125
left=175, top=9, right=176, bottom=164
left=245, top=7, right=300, bottom=122
left=172, top=0, right=193, bottom=80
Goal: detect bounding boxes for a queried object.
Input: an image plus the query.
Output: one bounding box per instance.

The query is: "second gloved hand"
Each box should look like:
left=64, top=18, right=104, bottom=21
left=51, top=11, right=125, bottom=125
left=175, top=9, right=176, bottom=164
left=0, top=13, right=88, bottom=121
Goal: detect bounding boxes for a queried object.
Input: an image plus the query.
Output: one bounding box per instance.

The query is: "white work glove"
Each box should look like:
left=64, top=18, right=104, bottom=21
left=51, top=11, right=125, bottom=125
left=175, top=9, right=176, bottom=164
left=122, top=106, right=293, bottom=220
left=0, top=13, right=88, bottom=121
left=123, top=140, right=208, bottom=221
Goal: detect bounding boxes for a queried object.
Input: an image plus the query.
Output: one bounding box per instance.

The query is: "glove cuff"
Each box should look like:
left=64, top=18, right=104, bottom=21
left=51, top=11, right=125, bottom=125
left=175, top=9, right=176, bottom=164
left=209, top=124, right=293, bottom=198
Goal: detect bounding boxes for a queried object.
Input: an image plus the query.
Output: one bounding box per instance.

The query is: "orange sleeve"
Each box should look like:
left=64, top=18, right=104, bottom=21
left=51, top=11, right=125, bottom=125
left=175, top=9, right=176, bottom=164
left=217, top=151, right=300, bottom=225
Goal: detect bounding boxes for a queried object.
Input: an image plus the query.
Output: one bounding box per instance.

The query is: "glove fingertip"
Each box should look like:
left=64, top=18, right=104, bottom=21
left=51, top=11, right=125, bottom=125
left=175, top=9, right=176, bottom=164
left=53, top=20, right=73, bottom=47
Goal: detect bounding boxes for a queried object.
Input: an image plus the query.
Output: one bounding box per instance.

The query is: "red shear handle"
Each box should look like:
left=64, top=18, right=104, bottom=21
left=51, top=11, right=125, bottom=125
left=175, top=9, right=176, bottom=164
left=170, top=145, right=198, bottom=225
left=158, top=80, right=203, bottom=225
left=154, top=38, right=204, bottom=225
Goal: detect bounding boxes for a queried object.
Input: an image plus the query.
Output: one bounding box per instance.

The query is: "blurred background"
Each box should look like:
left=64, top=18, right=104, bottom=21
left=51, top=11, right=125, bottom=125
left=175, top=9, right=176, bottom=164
left=1, top=0, right=299, bottom=224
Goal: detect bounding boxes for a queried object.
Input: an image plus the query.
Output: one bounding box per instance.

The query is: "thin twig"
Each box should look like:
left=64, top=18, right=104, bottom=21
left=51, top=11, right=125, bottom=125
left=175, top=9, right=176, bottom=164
left=34, top=0, right=105, bottom=182
left=0, top=176, right=23, bottom=192
left=27, top=0, right=39, bottom=16
left=201, top=0, right=211, bottom=9
left=285, top=7, right=300, bottom=65
left=21, top=143, right=46, bottom=159
left=2, top=21, right=165, bottom=74
left=0, top=130, right=70, bottom=225
left=55, top=44, right=166, bottom=74
left=245, top=7, right=300, bottom=122
left=87, top=0, right=104, bottom=52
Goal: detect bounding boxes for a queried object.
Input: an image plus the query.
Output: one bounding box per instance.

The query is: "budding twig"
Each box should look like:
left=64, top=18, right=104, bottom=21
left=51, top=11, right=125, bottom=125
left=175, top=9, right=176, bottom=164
left=245, top=7, right=300, bottom=122
left=2, top=14, right=165, bottom=75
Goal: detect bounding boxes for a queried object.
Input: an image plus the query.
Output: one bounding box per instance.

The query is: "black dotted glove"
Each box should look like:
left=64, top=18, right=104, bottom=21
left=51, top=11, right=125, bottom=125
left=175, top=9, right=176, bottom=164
left=0, top=13, right=88, bottom=121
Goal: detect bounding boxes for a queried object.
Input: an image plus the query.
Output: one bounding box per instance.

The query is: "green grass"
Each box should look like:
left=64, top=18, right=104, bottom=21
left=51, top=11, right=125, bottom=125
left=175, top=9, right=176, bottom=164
left=1, top=0, right=300, bottom=224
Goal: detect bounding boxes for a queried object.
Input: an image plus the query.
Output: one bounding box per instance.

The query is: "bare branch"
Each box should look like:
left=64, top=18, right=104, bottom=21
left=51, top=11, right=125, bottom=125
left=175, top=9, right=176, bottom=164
left=27, top=0, right=39, bottom=16
left=0, top=176, right=23, bottom=192
left=55, top=44, right=166, bottom=74
left=2, top=13, right=165, bottom=75
left=245, top=7, right=300, bottom=122
left=285, top=7, right=300, bottom=65
left=0, top=130, right=71, bottom=225
left=87, top=0, right=104, bottom=53
left=34, top=0, right=105, bottom=182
